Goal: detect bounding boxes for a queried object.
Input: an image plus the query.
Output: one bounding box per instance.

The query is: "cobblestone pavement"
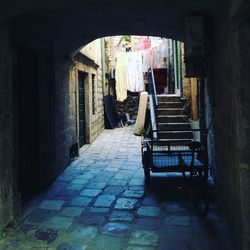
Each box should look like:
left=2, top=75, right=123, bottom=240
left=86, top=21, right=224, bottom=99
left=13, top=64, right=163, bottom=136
left=0, top=127, right=229, bottom=250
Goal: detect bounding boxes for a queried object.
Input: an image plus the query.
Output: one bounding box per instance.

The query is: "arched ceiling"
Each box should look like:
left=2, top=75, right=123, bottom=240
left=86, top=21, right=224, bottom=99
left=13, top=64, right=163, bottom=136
left=1, top=0, right=230, bottom=55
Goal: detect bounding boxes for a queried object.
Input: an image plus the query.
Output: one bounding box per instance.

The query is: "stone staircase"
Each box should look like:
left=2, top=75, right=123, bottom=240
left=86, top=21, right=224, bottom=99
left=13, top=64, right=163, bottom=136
left=156, top=95, right=192, bottom=146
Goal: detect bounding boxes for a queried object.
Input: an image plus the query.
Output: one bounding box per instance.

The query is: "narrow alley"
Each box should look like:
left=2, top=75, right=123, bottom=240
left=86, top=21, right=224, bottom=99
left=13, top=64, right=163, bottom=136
left=0, top=126, right=228, bottom=250
left=1, top=0, right=250, bottom=248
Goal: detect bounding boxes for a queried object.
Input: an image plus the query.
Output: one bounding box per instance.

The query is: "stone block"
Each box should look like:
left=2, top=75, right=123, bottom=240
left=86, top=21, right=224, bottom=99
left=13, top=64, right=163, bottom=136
left=114, top=198, right=138, bottom=210
left=60, top=207, right=85, bottom=217
left=129, top=230, right=159, bottom=246
left=39, top=200, right=65, bottom=211
left=101, top=222, right=131, bottom=237
left=80, top=189, right=102, bottom=197
left=108, top=211, right=134, bottom=222
left=137, top=206, right=161, bottom=217
left=69, top=225, right=98, bottom=240
left=94, top=195, right=116, bottom=207
left=70, top=197, right=92, bottom=206
left=44, top=216, right=73, bottom=230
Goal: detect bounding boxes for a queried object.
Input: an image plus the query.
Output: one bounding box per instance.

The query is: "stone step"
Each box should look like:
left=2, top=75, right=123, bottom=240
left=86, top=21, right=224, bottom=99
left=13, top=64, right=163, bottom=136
left=157, top=96, right=181, bottom=102
left=158, top=115, right=189, bottom=123
left=158, top=101, right=183, bottom=108
left=157, top=108, right=188, bottom=116
left=157, top=130, right=193, bottom=139
left=158, top=122, right=191, bottom=130
left=180, top=97, right=189, bottom=105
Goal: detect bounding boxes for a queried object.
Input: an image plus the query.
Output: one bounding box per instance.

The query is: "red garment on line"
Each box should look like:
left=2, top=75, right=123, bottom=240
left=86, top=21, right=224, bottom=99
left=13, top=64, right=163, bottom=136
left=153, top=68, right=167, bottom=94
left=140, top=37, right=151, bottom=50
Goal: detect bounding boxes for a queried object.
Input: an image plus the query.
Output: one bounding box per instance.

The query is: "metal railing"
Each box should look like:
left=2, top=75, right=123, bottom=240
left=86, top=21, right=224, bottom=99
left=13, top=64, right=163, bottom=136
left=148, top=67, right=158, bottom=136
left=149, top=128, right=208, bottom=152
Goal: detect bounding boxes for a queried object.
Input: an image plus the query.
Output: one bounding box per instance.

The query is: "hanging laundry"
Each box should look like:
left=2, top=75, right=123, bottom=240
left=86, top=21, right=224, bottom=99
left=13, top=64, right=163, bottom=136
left=149, top=41, right=169, bottom=69
left=142, top=49, right=151, bottom=72
left=150, top=47, right=162, bottom=68
left=115, top=53, right=127, bottom=102
left=151, top=37, right=163, bottom=48
left=140, top=36, right=151, bottom=50
left=158, top=39, right=168, bottom=67
left=126, top=51, right=144, bottom=93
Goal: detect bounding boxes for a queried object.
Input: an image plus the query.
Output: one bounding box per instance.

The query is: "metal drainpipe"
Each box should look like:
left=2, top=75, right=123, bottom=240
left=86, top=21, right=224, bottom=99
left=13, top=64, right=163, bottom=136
left=198, top=77, right=206, bottom=144
left=179, top=42, right=183, bottom=97
left=101, top=38, right=106, bottom=97
left=173, top=40, right=178, bottom=95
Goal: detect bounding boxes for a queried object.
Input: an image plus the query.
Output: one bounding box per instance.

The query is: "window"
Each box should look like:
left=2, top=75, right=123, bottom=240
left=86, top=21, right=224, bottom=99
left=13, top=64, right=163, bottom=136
left=92, top=74, right=96, bottom=115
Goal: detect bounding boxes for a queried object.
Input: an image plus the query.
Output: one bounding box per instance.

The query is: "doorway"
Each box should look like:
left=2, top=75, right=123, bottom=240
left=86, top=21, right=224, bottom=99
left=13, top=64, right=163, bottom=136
left=15, top=45, right=40, bottom=199
left=78, top=71, right=87, bottom=147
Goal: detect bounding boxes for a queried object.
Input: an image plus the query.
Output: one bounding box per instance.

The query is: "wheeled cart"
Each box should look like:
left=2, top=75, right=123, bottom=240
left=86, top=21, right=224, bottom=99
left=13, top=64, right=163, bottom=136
left=141, top=129, right=210, bottom=216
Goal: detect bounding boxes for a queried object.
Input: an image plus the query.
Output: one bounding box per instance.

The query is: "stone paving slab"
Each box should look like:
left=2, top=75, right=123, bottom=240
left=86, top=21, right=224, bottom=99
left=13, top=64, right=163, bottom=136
left=27, top=209, right=52, bottom=223
left=70, top=197, right=92, bottom=206
left=126, top=246, right=156, bottom=250
left=122, top=190, right=144, bottom=198
left=39, top=200, right=65, bottom=211
left=79, top=214, right=105, bottom=226
left=86, top=181, right=107, bottom=189
left=67, top=184, right=86, bottom=191
left=108, top=211, right=134, bottom=222
left=103, top=186, right=125, bottom=195
left=93, top=235, right=127, bottom=250
left=101, top=222, right=131, bottom=237
left=43, top=216, right=74, bottom=230
left=80, top=188, right=102, bottom=197
left=60, top=207, right=85, bottom=217
left=94, top=195, right=116, bottom=207
left=135, top=218, right=161, bottom=230
left=115, top=198, right=138, bottom=210
left=2, top=126, right=229, bottom=250
left=69, top=225, right=98, bottom=241
left=129, top=230, right=159, bottom=246
left=89, top=207, right=110, bottom=213
left=109, top=179, right=128, bottom=186
left=164, top=215, right=190, bottom=226
left=56, top=241, right=87, bottom=250
left=137, top=206, right=161, bottom=217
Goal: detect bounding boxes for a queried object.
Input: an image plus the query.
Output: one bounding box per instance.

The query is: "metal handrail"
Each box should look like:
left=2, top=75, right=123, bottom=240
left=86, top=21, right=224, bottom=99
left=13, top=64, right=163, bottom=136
left=148, top=67, right=158, bottom=134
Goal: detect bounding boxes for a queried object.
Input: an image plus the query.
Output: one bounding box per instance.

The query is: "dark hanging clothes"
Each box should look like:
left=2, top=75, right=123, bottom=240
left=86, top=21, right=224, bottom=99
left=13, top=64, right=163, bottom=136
left=104, top=95, right=118, bottom=129
left=153, top=68, right=168, bottom=94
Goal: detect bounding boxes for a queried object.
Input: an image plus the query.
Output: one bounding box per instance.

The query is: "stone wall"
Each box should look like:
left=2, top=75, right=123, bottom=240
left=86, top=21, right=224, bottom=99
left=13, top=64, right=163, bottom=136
left=211, top=9, right=250, bottom=249
left=54, top=55, right=77, bottom=177
left=115, top=95, right=139, bottom=121
left=0, top=23, right=16, bottom=233
left=0, top=26, right=105, bottom=235
left=181, top=44, right=191, bottom=98
left=70, top=60, right=104, bottom=144
left=0, top=19, right=59, bottom=234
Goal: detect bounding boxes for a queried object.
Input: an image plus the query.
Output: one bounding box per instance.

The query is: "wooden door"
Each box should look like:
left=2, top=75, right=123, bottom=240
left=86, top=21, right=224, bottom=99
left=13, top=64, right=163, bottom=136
left=78, top=72, right=87, bottom=147
left=16, top=46, right=39, bottom=198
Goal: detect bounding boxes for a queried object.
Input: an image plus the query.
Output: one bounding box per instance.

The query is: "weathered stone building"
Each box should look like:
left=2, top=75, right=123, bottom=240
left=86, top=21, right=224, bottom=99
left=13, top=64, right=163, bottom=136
left=0, top=1, right=249, bottom=249
left=71, top=39, right=105, bottom=146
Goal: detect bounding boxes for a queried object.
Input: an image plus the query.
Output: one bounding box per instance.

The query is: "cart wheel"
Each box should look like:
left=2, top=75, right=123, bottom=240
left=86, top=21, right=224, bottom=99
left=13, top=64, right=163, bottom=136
left=190, top=176, right=209, bottom=217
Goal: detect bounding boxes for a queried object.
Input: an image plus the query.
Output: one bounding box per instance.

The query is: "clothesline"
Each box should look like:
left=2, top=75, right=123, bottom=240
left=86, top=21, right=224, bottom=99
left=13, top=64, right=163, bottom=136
left=115, top=40, right=169, bottom=102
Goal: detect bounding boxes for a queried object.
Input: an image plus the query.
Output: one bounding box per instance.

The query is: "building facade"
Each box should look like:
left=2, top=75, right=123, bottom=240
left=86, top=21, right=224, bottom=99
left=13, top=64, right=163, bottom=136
left=71, top=39, right=105, bottom=148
